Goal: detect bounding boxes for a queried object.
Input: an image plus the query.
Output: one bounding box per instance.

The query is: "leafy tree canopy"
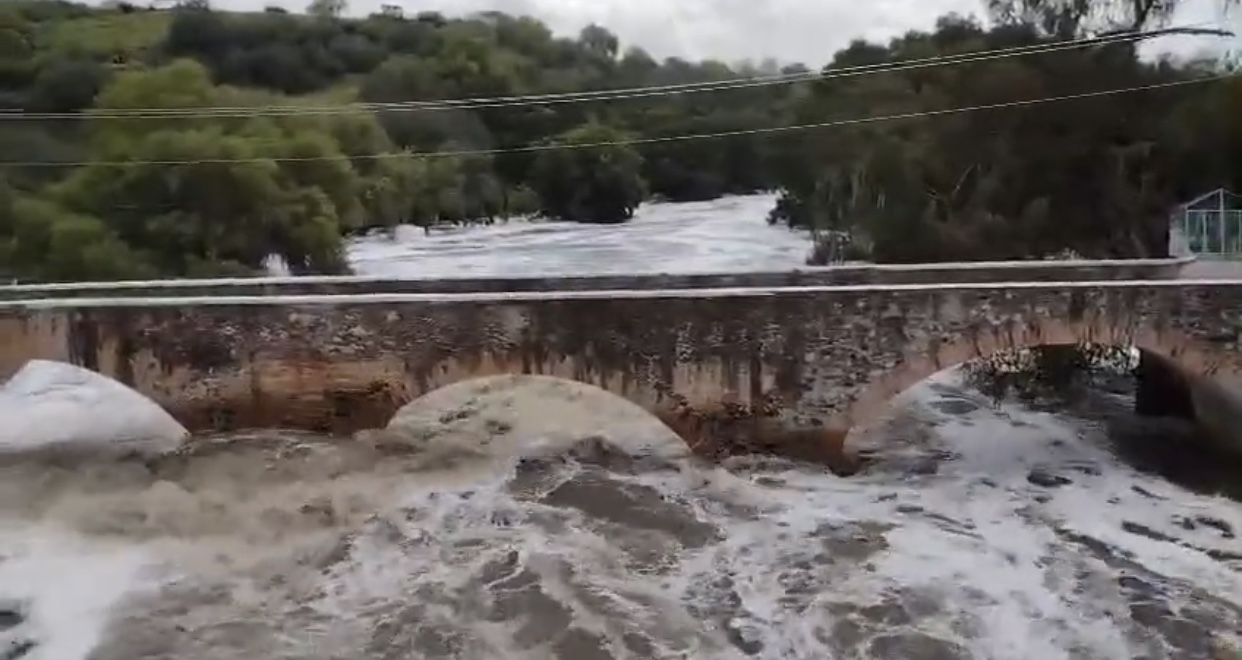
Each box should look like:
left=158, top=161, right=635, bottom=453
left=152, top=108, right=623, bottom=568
left=0, top=0, right=1235, bottom=280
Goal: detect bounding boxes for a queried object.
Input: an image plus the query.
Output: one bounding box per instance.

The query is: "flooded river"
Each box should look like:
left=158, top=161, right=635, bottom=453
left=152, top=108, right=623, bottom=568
left=0, top=194, right=1239, bottom=659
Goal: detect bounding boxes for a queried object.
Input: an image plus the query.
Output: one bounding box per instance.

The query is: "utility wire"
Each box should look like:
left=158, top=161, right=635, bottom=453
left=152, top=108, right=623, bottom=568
left=0, top=25, right=1224, bottom=120
left=2, top=73, right=1232, bottom=168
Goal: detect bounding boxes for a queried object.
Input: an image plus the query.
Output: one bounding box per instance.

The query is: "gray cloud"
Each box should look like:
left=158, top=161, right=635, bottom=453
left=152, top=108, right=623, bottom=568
left=203, top=0, right=979, bottom=64
left=96, top=0, right=1240, bottom=65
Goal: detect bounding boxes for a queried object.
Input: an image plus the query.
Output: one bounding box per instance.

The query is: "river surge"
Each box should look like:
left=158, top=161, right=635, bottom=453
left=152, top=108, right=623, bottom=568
left=1, top=195, right=1239, bottom=659
left=0, top=372, right=1237, bottom=659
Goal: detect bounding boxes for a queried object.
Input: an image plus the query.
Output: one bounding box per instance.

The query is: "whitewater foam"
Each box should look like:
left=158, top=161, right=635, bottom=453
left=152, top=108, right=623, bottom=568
left=2, top=191, right=1240, bottom=658
left=345, top=194, right=812, bottom=278
left=0, top=360, right=187, bottom=459
left=0, top=368, right=1237, bottom=659
left=0, top=526, right=154, bottom=660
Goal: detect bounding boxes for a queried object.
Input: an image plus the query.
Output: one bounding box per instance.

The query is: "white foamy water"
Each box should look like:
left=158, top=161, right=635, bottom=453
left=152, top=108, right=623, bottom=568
left=0, top=361, right=187, bottom=458
left=344, top=194, right=811, bottom=277
left=1, top=194, right=1239, bottom=659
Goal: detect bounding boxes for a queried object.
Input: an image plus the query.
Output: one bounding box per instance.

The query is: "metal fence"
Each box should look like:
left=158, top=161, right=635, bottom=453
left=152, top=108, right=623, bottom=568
left=1170, top=189, right=1242, bottom=260
left=1175, top=209, right=1242, bottom=258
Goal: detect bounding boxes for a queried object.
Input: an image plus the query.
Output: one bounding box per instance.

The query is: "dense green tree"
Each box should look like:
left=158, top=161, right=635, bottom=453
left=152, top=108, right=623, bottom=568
left=43, top=59, right=406, bottom=276
left=24, top=58, right=111, bottom=113
left=0, top=0, right=1235, bottom=282
left=531, top=122, right=646, bottom=224
left=0, top=179, right=153, bottom=282
left=769, top=11, right=1241, bottom=263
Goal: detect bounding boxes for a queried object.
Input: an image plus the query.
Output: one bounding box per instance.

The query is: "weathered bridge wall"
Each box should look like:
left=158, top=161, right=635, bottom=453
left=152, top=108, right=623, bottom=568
left=0, top=257, right=1195, bottom=300
left=3, top=278, right=1241, bottom=468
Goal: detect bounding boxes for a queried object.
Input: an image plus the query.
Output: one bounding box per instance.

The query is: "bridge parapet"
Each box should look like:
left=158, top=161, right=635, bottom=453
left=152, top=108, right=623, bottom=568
left=0, top=257, right=1195, bottom=300
left=3, top=278, right=1241, bottom=469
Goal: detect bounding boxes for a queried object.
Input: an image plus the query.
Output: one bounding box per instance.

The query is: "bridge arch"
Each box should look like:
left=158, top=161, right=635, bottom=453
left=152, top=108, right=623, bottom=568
left=0, top=358, right=188, bottom=455
left=135, top=351, right=795, bottom=461
left=381, top=373, right=690, bottom=457
left=836, top=316, right=1239, bottom=433
left=378, top=358, right=863, bottom=466
left=1, top=305, right=842, bottom=464
left=145, top=354, right=694, bottom=436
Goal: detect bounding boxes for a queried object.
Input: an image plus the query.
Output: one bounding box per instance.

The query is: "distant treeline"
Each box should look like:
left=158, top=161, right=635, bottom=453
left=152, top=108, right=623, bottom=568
left=0, top=0, right=1237, bottom=281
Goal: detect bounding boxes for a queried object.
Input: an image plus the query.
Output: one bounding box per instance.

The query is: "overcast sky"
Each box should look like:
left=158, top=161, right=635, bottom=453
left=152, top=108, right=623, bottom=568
left=143, top=0, right=1241, bottom=66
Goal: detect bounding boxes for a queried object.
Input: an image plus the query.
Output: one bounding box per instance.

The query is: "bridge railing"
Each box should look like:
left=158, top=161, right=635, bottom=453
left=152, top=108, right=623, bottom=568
left=0, top=257, right=1196, bottom=301
left=1176, top=209, right=1242, bottom=259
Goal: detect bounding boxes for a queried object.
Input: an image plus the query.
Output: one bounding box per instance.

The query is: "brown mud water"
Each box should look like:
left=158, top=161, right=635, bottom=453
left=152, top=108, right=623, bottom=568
left=6, top=193, right=1233, bottom=659
left=653, top=402, right=859, bottom=476
left=0, top=370, right=1238, bottom=659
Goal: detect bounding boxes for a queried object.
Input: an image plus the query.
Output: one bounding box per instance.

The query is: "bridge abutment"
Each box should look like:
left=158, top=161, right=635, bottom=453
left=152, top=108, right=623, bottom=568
left=1130, top=350, right=1242, bottom=457
left=1184, top=374, right=1242, bottom=457
left=1134, top=351, right=1197, bottom=420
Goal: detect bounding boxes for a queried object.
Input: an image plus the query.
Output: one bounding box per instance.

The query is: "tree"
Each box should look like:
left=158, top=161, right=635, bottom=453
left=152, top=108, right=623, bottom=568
left=24, top=58, right=110, bottom=113
left=45, top=60, right=409, bottom=276
left=769, top=13, right=1241, bottom=263
left=531, top=122, right=646, bottom=224
left=986, top=0, right=1238, bottom=35
left=0, top=0, right=1236, bottom=281
left=0, top=179, right=154, bottom=282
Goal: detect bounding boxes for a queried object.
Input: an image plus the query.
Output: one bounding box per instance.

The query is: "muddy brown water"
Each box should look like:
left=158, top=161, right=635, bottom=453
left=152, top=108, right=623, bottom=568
left=0, top=371, right=1237, bottom=660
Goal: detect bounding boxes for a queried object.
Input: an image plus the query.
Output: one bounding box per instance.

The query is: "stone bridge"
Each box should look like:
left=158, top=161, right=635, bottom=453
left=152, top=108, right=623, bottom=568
left=0, top=256, right=1193, bottom=300
left=3, top=262, right=1241, bottom=470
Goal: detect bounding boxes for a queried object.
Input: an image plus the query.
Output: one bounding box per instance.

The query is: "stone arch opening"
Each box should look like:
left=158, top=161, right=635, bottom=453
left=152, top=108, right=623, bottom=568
left=177, top=353, right=735, bottom=457
left=379, top=373, right=859, bottom=471
left=93, top=343, right=819, bottom=465
left=837, top=317, right=1236, bottom=441
left=202, top=351, right=852, bottom=468
left=0, top=358, right=188, bottom=455
left=377, top=374, right=692, bottom=460
left=953, top=343, right=1152, bottom=408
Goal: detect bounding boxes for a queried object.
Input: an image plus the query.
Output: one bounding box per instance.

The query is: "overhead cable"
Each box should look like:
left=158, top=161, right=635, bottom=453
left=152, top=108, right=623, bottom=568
left=2, top=72, right=1231, bottom=167
left=0, top=25, right=1222, bottom=120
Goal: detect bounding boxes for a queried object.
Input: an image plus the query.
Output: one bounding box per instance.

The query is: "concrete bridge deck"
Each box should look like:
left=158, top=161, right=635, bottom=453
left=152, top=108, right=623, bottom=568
left=0, top=257, right=1195, bottom=300
left=1175, top=259, right=1242, bottom=279
left=4, top=275, right=1242, bottom=470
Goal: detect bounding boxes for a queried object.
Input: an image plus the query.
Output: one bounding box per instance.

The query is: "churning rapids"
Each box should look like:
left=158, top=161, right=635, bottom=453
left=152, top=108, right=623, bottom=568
left=1, top=194, right=1240, bottom=660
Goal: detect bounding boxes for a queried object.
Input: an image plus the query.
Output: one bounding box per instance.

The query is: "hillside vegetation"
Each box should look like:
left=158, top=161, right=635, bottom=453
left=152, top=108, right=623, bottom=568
left=0, top=0, right=1238, bottom=281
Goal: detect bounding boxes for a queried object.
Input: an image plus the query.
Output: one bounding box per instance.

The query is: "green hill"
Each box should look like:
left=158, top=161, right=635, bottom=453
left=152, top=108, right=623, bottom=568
left=0, top=0, right=1237, bottom=281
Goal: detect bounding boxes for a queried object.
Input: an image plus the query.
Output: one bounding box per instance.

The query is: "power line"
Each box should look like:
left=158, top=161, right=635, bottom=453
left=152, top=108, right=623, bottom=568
left=0, top=25, right=1221, bottom=120
left=2, top=73, right=1231, bottom=168
left=2, top=28, right=1175, bottom=119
